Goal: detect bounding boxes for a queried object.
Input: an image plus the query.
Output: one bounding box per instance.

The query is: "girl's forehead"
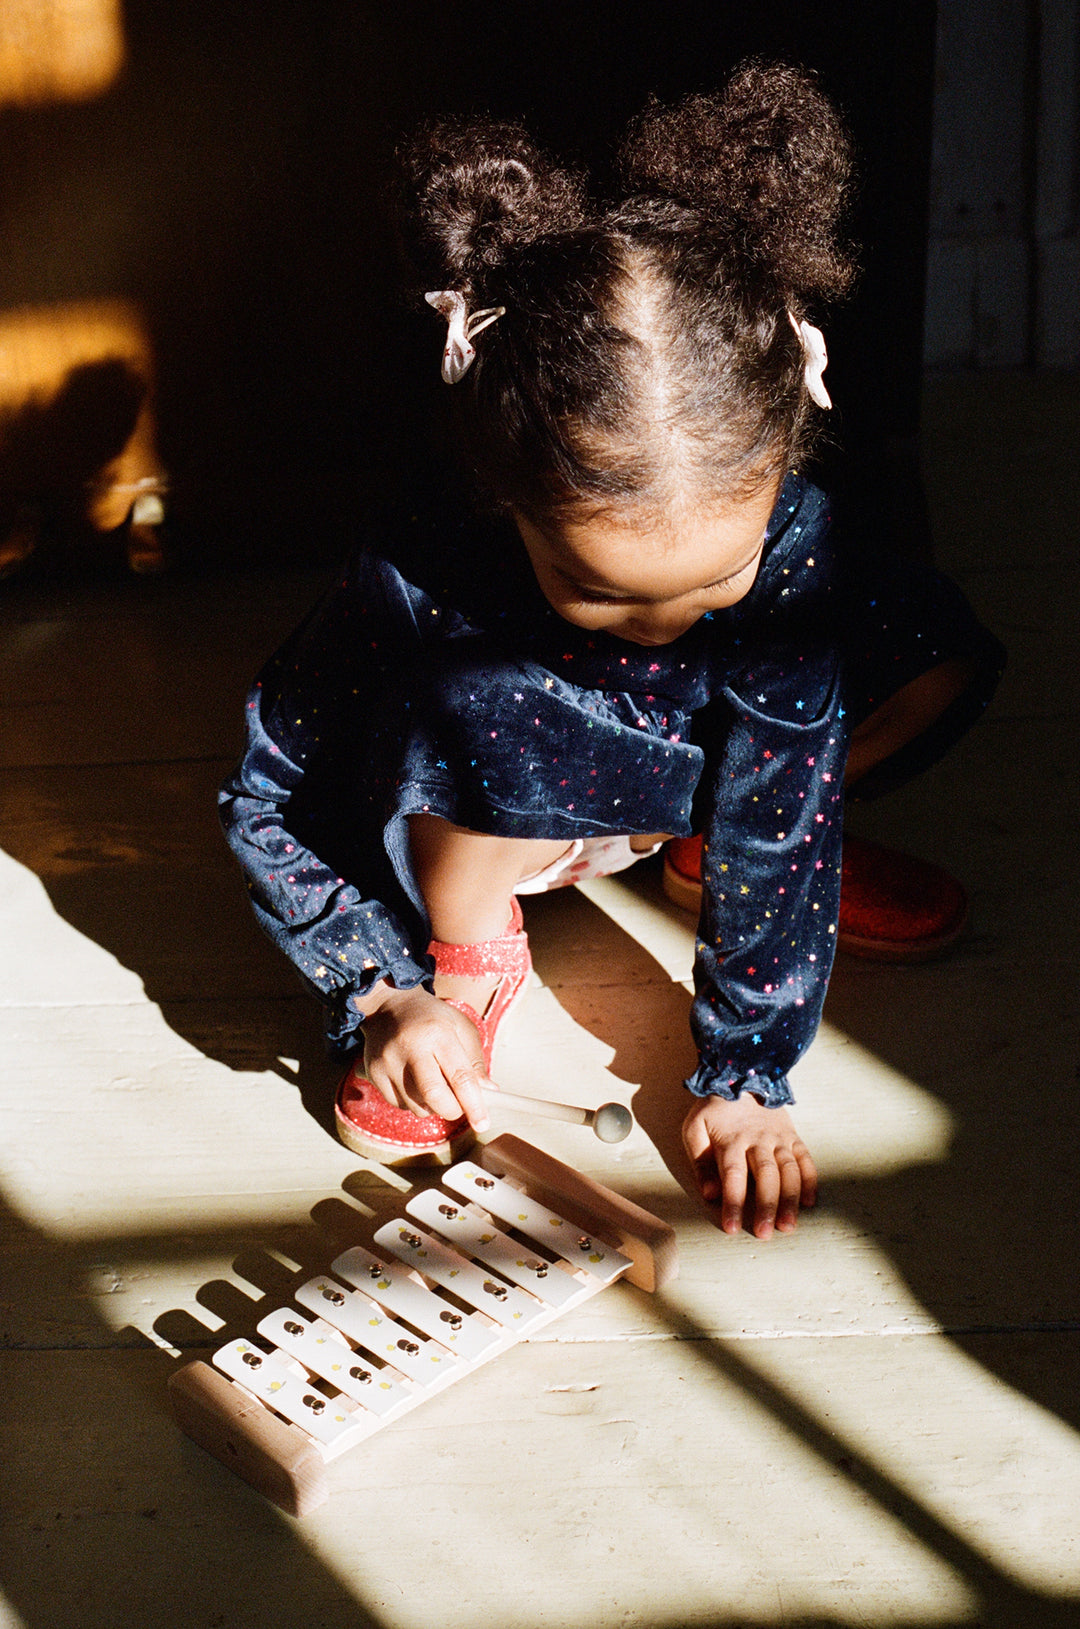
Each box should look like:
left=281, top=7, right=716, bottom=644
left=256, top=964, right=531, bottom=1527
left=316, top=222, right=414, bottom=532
left=530, top=482, right=780, bottom=593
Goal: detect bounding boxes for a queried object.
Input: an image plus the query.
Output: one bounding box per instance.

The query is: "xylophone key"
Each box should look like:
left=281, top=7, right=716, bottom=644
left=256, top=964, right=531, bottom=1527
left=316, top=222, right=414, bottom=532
left=405, top=1188, right=589, bottom=1311
left=442, top=1162, right=633, bottom=1286
left=373, top=1220, right=548, bottom=1332
left=213, top=1338, right=365, bottom=1450
left=330, top=1246, right=504, bottom=1362
left=256, top=1306, right=411, bottom=1419
left=293, top=1275, right=458, bottom=1388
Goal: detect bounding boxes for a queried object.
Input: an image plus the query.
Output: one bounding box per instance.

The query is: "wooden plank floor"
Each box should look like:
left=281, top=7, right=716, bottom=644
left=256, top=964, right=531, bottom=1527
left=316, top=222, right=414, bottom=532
left=1, top=375, right=1078, bottom=1629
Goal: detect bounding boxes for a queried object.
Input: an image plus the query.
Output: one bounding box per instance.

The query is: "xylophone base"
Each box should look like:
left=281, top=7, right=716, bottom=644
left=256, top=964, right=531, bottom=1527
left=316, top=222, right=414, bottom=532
left=171, top=1358, right=331, bottom=1517
left=169, top=1135, right=676, bottom=1516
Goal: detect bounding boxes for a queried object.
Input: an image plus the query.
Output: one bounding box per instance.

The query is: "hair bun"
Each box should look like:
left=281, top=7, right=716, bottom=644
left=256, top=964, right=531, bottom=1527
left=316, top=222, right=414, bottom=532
left=398, top=119, right=586, bottom=296
left=621, top=60, right=856, bottom=302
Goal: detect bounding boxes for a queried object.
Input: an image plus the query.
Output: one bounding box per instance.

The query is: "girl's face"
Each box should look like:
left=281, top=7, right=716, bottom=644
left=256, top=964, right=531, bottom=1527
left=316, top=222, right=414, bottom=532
left=515, top=478, right=780, bottom=646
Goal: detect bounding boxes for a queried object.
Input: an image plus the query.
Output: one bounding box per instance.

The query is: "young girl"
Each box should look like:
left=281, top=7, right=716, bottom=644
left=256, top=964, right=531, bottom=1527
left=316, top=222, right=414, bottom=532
left=220, top=62, right=1002, bottom=1239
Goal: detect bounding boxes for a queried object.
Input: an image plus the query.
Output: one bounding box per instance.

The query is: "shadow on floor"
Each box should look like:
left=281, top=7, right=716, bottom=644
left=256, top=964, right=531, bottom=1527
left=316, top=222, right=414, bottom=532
left=0, top=1189, right=391, bottom=1629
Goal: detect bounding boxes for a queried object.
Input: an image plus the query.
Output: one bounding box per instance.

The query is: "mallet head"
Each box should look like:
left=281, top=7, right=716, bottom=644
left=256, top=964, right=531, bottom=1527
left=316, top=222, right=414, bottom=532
left=591, top=1101, right=634, bottom=1143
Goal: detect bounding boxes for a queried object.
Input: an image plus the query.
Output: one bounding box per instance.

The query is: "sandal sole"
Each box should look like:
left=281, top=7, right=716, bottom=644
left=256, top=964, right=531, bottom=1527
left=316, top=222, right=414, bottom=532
left=661, top=862, right=705, bottom=914
left=836, top=905, right=969, bottom=964
left=333, top=1099, right=475, bottom=1166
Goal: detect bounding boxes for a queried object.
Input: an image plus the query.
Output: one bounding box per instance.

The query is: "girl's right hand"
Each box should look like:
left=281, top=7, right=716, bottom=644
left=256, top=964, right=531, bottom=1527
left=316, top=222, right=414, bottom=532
left=681, top=1091, right=818, bottom=1239
left=357, top=983, right=493, bottom=1133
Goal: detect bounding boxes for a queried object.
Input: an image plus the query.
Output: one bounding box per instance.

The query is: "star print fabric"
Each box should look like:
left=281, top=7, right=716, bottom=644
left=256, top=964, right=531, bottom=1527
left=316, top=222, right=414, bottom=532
left=219, top=474, right=1003, bottom=1103
left=685, top=584, right=849, bottom=1106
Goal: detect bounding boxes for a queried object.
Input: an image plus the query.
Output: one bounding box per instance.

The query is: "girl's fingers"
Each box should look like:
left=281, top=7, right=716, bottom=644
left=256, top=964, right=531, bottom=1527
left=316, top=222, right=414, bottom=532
left=401, top=1060, right=461, bottom=1122
left=363, top=990, right=494, bottom=1131
left=746, top=1150, right=781, bottom=1239
left=773, top=1149, right=805, bottom=1233
left=439, top=1008, right=493, bottom=1131
left=795, top=1142, right=819, bottom=1208
left=718, top=1146, right=750, bottom=1234
left=365, top=1061, right=401, bottom=1108
left=682, top=1097, right=818, bottom=1238
left=681, top=1110, right=725, bottom=1204
left=402, top=1049, right=491, bottom=1133
left=692, top=1154, right=722, bottom=1205
left=441, top=1060, right=492, bottom=1133
left=395, top=1061, right=441, bottom=1117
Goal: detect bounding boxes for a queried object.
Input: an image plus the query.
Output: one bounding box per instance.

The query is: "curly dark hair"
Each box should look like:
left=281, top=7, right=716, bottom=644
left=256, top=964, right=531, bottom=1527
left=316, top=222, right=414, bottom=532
left=397, top=60, right=857, bottom=523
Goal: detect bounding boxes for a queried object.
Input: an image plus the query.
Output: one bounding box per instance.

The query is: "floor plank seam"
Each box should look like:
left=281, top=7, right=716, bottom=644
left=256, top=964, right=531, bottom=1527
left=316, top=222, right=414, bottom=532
left=6, top=1321, right=1080, bottom=1360
left=516, top=1323, right=1080, bottom=1343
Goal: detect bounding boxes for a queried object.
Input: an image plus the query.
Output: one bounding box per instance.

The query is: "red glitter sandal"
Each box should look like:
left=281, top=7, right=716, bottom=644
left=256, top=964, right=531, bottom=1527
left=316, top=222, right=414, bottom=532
left=832, top=835, right=968, bottom=962
left=662, top=833, right=968, bottom=963
left=334, top=900, right=533, bottom=1165
left=661, top=835, right=708, bottom=914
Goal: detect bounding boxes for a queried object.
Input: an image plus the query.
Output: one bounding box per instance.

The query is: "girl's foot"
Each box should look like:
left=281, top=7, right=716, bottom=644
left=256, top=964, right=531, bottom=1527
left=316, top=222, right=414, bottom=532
left=832, top=835, right=968, bottom=960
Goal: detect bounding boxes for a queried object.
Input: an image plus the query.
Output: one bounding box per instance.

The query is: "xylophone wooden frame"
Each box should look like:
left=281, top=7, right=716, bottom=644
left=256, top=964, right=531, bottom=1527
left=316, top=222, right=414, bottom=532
left=168, top=1134, right=678, bottom=1516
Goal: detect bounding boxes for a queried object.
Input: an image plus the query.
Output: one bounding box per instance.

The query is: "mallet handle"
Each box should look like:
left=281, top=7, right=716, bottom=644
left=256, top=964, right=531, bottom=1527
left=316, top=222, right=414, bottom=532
left=488, top=1087, right=593, bottom=1127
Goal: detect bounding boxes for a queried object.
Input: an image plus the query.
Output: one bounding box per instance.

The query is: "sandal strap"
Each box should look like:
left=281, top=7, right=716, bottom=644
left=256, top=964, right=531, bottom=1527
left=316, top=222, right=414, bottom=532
left=433, top=899, right=532, bottom=1072
left=427, top=897, right=529, bottom=980
left=443, top=997, right=484, bottom=1032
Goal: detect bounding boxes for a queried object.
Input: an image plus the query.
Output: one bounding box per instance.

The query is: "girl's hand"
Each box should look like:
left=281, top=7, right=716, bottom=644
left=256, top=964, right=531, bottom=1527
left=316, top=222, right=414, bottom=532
left=358, top=984, right=493, bottom=1133
left=682, top=1093, right=818, bottom=1239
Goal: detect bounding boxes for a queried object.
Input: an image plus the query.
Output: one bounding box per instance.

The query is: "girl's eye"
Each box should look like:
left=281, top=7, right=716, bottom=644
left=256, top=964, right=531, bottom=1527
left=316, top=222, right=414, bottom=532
left=710, top=562, right=752, bottom=590
left=704, top=557, right=760, bottom=595
left=551, top=570, right=620, bottom=606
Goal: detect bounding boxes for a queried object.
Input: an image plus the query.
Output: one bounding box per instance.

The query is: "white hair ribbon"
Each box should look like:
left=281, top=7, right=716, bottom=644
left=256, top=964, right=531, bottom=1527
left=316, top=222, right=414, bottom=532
left=425, top=290, right=506, bottom=384
left=788, top=312, right=832, bottom=410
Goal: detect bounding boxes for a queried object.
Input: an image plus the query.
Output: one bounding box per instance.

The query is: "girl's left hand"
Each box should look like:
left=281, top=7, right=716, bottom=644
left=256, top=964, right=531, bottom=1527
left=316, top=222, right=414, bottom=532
left=682, top=1093, right=818, bottom=1239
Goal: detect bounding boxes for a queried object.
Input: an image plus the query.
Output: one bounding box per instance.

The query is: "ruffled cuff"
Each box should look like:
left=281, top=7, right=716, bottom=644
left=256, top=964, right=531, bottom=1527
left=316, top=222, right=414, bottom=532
left=684, top=1059, right=795, bottom=1109
left=320, top=950, right=433, bottom=1056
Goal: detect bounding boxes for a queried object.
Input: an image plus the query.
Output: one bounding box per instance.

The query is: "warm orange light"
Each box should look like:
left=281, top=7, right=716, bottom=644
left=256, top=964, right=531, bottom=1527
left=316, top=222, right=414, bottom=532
left=0, top=0, right=125, bottom=107
left=0, top=299, right=165, bottom=532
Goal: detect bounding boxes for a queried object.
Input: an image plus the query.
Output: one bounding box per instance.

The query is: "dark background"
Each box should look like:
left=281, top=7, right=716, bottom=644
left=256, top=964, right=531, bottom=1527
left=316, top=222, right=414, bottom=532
left=0, top=0, right=939, bottom=570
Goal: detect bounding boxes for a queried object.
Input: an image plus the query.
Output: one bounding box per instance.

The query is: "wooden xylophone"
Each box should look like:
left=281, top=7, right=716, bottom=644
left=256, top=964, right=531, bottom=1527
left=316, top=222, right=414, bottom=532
left=169, top=1134, right=677, bottom=1516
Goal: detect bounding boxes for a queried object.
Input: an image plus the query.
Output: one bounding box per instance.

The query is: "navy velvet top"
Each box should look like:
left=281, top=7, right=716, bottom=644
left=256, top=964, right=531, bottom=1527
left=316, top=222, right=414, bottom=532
left=220, top=474, right=1002, bottom=1106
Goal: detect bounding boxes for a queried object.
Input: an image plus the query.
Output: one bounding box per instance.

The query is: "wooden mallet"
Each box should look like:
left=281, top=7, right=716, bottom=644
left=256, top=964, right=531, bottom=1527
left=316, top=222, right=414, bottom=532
left=487, top=1088, right=633, bottom=1142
